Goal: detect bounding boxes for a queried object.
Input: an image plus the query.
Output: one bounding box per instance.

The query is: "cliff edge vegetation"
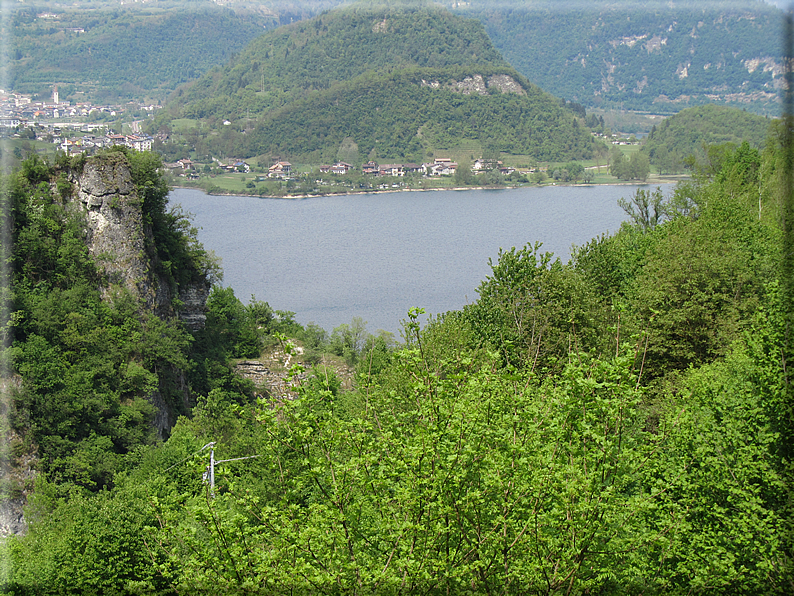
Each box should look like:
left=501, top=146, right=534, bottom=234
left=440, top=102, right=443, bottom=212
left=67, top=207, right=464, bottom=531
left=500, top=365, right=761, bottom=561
left=2, top=148, right=221, bottom=503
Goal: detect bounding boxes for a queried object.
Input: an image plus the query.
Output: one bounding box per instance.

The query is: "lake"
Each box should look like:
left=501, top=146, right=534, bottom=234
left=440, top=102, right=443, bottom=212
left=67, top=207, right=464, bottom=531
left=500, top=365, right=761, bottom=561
left=170, top=184, right=672, bottom=335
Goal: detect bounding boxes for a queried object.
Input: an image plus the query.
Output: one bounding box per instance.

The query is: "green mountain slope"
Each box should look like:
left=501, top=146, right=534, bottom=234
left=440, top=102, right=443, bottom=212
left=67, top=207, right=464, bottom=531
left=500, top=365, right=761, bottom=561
left=9, top=0, right=781, bottom=113
left=169, top=0, right=508, bottom=120
left=165, top=1, right=597, bottom=162
left=9, top=4, right=279, bottom=100
left=457, top=0, right=782, bottom=114
left=244, top=67, right=597, bottom=162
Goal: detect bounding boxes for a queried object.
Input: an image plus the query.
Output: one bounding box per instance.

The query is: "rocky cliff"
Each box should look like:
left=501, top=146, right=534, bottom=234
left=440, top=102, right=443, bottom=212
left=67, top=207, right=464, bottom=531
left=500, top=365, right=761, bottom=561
left=1, top=152, right=212, bottom=539
left=70, top=152, right=209, bottom=436
left=72, top=152, right=209, bottom=331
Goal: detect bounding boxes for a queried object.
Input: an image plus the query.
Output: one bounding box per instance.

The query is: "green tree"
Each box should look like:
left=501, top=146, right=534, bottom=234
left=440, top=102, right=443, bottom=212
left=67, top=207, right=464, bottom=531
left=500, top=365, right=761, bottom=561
left=618, top=187, right=666, bottom=231
left=329, top=316, right=369, bottom=365
left=8, top=479, right=173, bottom=594
left=609, top=146, right=627, bottom=179
left=647, top=342, right=788, bottom=592
left=463, top=243, right=604, bottom=371
left=203, top=286, right=262, bottom=359
left=628, top=150, right=650, bottom=181
left=628, top=187, right=774, bottom=379
left=565, top=160, right=584, bottom=182
left=454, top=158, right=475, bottom=185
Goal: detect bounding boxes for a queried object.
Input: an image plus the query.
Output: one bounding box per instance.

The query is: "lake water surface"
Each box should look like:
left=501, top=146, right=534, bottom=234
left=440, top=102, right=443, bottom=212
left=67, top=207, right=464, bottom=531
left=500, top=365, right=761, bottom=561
left=170, top=184, right=672, bottom=335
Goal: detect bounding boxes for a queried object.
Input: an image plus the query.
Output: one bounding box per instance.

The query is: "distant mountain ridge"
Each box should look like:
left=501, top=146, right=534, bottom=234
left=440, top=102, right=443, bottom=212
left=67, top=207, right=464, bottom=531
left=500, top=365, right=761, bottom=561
left=457, top=0, right=783, bottom=114
left=9, top=0, right=782, bottom=114
left=8, top=4, right=278, bottom=100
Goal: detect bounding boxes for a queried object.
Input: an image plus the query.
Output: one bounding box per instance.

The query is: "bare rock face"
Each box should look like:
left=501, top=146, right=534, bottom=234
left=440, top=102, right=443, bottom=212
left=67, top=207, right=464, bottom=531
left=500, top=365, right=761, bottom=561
left=0, top=497, right=28, bottom=537
left=487, top=74, right=526, bottom=95
left=453, top=74, right=488, bottom=95
left=73, top=153, right=209, bottom=330
left=421, top=73, right=526, bottom=96
left=74, top=152, right=157, bottom=308
left=178, top=283, right=210, bottom=332
left=0, top=382, right=37, bottom=538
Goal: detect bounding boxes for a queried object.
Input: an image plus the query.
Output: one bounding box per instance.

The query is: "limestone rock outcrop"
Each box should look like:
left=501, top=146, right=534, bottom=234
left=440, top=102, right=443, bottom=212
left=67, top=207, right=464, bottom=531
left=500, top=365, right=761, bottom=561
left=74, top=152, right=154, bottom=305
left=72, top=152, right=209, bottom=330
left=421, top=73, right=526, bottom=96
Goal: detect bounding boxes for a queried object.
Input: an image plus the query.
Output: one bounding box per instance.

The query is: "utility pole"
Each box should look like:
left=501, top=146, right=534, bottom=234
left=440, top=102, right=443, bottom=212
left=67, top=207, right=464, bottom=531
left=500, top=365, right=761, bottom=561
left=199, top=441, right=216, bottom=492
left=209, top=443, right=215, bottom=494
left=202, top=441, right=262, bottom=497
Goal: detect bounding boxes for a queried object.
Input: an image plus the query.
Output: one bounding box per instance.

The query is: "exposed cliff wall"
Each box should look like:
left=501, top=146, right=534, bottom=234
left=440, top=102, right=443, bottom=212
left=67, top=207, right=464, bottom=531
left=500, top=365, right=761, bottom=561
left=1, top=152, right=214, bottom=538
left=73, top=152, right=156, bottom=305
left=71, top=152, right=209, bottom=330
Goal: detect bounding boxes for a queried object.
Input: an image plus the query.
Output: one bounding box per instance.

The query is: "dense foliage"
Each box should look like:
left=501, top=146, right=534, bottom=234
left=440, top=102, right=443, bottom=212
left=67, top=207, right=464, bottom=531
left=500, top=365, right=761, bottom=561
left=166, top=0, right=508, bottom=120
left=641, top=104, right=772, bottom=172
left=242, top=67, right=597, bottom=163
left=1, top=150, right=221, bottom=496
left=159, top=1, right=595, bottom=163
left=2, top=129, right=791, bottom=593
left=609, top=147, right=650, bottom=181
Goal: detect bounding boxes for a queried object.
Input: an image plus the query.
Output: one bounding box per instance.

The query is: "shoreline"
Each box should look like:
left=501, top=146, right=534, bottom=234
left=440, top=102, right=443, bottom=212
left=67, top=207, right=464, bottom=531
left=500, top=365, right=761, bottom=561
left=171, top=176, right=686, bottom=199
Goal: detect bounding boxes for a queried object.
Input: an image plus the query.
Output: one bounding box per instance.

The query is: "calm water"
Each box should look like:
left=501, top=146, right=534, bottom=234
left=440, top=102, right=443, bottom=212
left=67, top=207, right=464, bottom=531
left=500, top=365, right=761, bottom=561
left=170, top=185, right=671, bottom=335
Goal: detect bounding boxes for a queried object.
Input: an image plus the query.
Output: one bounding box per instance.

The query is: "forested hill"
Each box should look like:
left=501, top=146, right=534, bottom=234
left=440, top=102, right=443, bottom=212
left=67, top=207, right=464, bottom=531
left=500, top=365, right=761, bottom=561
left=642, top=104, right=772, bottom=169
left=167, top=0, right=509, bottom=120
left=163, top=0, right=598, bottom=162
left=243, top=67, right=598, bottom=163
left=457, top=0, right=782, bottom=114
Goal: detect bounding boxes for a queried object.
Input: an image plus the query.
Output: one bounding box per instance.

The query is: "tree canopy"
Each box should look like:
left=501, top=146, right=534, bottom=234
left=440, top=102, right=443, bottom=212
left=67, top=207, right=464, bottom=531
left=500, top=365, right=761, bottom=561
left=642, top=104, right=772, bottom=170
left=2, top=131, right=791, bottom=593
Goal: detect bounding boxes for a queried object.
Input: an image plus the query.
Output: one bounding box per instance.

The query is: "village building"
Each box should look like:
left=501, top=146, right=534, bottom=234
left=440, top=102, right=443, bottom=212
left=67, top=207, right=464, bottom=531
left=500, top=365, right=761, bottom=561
left=425, top=158, right=458, bottom=176
left=331, top=162, right=353, bottom=175
left=126, top=134, right=152, bottom=152
left=379, top=164, right=404, bottom=177
left=268, top=161, right=292, bottom=178
left=472, top=158, right=503, bottom=171
left=104, top=133, right=153, bottom=152
left=361, top=161, right=379, bottom=175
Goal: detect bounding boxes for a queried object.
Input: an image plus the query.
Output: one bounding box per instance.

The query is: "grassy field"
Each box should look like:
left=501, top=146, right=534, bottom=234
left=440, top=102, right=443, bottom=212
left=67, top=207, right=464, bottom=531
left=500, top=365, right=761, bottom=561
left=592, top=109, right=670, bottom=136
left=171, top=118, right=203, bottom=132
left=0, top=138, right=59, bottom=171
